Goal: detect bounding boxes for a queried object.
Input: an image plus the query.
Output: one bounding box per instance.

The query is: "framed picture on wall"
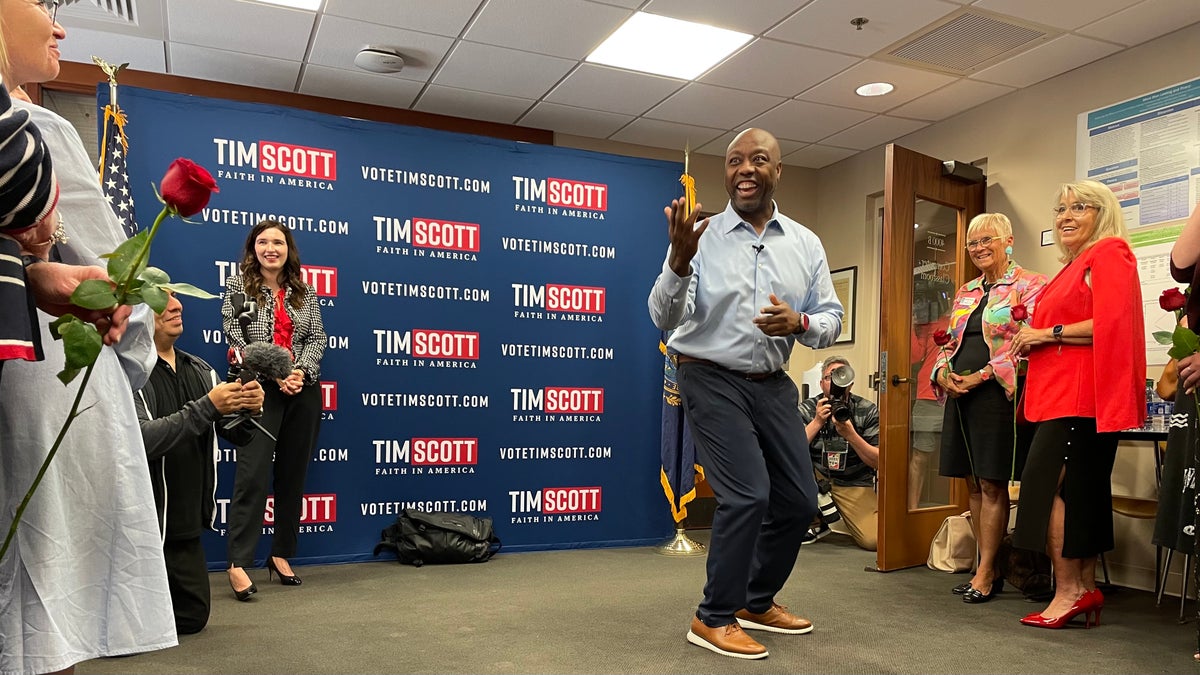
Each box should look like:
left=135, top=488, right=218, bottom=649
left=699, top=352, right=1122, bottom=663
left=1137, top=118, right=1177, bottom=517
left=830, top=266, right=857, bottom=344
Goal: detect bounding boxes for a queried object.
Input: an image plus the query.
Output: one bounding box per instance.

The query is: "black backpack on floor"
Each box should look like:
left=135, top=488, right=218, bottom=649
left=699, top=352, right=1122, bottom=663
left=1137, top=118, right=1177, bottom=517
left=373, top=509, right=501, bottom=567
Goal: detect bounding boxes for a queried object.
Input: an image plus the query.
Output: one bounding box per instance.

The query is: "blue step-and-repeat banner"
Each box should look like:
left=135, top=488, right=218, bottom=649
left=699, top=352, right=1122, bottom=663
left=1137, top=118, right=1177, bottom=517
left=104, top=86, right=680, bottom=568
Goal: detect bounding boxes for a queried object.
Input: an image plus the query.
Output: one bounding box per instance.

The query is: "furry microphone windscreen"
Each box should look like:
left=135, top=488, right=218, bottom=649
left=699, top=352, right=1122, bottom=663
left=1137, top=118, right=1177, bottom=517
left=242, top=342, right=295, bottom=381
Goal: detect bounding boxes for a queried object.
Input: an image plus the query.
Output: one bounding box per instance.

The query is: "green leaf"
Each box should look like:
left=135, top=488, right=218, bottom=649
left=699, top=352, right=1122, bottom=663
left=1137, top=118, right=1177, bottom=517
left=104, top=229, right=151, bottom=283
left=1168, top=325, right=1200, bottom=361
left=163, top=282, right=219, bottom=300
left=69, top=280, right=118, bottom=310
left=139, top=266, right=170, bottom=285
left=49, top=314, right=80, bottom=341
left=59, top=319, right=102, bottom=373
left=142, top=285, right=168, bottom=314
left=1152, top=330, right=1175, bottom=346
left=57, top=365, right=81, bottom=385
left=122, top=289, right=144, bottom=306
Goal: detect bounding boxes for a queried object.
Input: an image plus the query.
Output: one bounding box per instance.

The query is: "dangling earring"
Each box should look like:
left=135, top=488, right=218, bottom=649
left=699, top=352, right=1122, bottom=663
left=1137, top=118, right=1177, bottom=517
left=1005, top=245, right=1013, bottom=256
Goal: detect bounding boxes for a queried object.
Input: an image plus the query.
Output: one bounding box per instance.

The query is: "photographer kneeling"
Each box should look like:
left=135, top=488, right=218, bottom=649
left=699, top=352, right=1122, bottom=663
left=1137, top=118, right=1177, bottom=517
left=798, top=356, right=880, bottom=551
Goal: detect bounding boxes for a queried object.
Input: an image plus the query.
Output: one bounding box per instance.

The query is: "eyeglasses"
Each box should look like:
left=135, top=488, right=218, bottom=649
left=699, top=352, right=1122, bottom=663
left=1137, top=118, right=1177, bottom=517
left=964, top=236, right=996, bottom=251
left=1052, top=203, right=1098, bottom=218
left=38, top=0, right=61, bottom=23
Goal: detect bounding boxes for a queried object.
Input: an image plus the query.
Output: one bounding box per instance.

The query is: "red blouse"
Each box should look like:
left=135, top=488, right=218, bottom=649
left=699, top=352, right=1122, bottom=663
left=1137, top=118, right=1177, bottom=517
left=1024, top=237, right=1145, bottom=432
left=272, top=288, right=295, bottom=357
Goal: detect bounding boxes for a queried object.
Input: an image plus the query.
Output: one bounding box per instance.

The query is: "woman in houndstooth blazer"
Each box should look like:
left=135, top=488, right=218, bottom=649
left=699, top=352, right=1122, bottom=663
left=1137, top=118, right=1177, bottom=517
left=222, top=219, right=325, bottom=600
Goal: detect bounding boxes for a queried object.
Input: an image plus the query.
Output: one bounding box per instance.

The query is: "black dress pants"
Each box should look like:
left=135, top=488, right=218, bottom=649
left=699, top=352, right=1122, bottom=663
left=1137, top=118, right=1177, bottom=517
left=677, top=363, right=818, bottom=627
left=165, top=537, right=210, bottom=634
left=227, top=381, right=322, bottom=567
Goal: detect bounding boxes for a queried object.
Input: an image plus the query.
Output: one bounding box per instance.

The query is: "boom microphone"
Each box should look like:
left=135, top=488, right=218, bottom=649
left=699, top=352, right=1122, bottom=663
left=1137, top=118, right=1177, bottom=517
left=241, top=341, right=295, bottom=382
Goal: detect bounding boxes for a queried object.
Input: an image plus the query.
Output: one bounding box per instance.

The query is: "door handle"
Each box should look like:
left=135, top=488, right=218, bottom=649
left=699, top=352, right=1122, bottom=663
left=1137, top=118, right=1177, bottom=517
left=891, top=375, right=910, bottom=386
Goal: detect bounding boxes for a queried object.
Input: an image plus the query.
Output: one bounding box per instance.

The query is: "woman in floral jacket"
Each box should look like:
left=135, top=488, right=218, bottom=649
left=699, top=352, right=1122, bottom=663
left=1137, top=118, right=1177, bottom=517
left=931, top=212, right=1047, bottom=604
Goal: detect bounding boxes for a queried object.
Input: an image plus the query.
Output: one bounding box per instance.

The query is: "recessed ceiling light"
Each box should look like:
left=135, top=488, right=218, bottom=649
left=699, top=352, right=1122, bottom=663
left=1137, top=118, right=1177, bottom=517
left=856, top=82, right=894, bottom=97
left=247, top=0, right=321, bottom=10
left=587, top=12, right=752, bottom=80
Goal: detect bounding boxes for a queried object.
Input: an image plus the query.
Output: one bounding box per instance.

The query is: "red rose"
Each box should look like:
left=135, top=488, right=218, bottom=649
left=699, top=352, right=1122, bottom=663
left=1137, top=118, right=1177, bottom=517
left=933, top=329, right=950, bottom=347
left=1160, top=287, right=1187, bottom=313
left=1010, top=303, right=1028, bottom=323
left=160, top=158, right=219, bottom=217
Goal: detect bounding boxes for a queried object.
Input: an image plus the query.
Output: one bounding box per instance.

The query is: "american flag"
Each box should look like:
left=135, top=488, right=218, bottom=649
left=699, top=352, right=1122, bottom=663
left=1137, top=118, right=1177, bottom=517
left=99, top=103, right=137, bottom=238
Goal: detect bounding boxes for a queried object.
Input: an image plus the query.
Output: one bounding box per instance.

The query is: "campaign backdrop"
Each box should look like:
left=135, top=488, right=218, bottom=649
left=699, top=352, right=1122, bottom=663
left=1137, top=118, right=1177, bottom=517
left=103, top=86, right=680, bottom=568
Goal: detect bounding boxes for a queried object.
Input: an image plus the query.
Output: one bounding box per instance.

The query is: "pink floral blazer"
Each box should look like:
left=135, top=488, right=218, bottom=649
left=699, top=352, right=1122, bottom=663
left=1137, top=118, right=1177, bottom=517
left=930, top=261, right=1048, bottom=402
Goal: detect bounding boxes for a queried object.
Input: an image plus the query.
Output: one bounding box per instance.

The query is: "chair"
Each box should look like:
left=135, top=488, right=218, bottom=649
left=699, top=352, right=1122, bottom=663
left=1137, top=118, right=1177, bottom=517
left=1100, top=439, right=1166, bottom=599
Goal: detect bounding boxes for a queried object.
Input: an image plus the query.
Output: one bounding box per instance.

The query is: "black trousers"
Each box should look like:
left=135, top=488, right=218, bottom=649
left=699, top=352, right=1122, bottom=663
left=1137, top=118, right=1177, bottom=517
left=165, top=537, right=210, bottom=634
left=677, top=363, right=818, bottom=627
left=227, top=381, right=322, bottom=567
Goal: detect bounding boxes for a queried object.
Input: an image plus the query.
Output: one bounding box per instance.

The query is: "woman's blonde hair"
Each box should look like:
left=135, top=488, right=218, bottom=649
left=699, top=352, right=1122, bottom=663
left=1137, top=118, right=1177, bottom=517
left=1052, top=179, right=1127, bottom=262
left=966, top=212, right=1013, bottom=240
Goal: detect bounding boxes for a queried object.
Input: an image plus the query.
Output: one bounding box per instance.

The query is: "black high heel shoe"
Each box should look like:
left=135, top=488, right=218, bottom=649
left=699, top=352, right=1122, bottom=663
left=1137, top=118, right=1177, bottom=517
left=228, top=568, right=257, bottom=601
left=266, top=556, right=302, bottom=586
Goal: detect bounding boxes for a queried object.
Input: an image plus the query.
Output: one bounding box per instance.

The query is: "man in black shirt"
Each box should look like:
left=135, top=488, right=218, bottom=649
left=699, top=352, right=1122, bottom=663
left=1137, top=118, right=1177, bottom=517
left=798, top=356, right=880, bottom=551
left=134, top=293, right=263, bottom=632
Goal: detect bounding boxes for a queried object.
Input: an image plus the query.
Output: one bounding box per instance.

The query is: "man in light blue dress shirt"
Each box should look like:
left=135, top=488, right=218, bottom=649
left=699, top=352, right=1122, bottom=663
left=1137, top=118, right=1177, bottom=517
left=648, top=128, right=842, bottom=660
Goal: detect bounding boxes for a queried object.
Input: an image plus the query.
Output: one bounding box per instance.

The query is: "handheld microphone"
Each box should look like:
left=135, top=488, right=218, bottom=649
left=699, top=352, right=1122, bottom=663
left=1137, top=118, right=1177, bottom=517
left=221, top=343, right=292, bottom=441
left=752, top=244, right=764, bottom=254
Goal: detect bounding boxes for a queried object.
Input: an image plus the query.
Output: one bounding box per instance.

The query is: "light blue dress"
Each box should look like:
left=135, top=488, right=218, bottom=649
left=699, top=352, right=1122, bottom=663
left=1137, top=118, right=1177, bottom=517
left=0, top=102, right=176, bottom=675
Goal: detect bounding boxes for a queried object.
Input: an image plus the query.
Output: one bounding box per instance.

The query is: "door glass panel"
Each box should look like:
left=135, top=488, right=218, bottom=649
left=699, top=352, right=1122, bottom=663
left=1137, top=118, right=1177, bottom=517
left=909, top=199, right=959, bottom=510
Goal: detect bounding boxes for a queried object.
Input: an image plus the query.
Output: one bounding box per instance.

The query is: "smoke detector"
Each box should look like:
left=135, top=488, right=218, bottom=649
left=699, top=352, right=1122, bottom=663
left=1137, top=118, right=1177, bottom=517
left=354, top=47, right=405, bottom=74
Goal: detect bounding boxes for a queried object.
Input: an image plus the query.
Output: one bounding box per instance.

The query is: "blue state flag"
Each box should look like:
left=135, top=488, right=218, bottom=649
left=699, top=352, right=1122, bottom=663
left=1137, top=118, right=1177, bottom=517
left=660, top=339, right=702, bottom=522
left=99, top=102, right=137, bottom=238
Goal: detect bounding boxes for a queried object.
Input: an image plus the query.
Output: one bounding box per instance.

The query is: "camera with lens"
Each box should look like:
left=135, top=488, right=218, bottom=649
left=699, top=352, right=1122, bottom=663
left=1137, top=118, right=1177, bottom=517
left=825, top=364, right=855, bottom=423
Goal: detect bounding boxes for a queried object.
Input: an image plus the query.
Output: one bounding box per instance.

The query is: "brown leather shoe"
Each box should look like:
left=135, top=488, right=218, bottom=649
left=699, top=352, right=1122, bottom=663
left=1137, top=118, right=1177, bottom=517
left=686, top=616, right=768, bottom=659
left=735, top=603, right=813, bottom=634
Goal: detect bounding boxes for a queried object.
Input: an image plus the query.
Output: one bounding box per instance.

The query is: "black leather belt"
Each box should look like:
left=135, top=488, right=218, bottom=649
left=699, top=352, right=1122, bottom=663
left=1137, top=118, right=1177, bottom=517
left=675, top=353, right=780, bottom=382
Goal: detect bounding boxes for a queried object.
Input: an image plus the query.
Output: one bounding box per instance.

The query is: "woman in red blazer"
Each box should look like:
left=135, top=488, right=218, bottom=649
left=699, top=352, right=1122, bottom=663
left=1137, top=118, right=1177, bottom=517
left=1010, top=179, right=1145, bottom=629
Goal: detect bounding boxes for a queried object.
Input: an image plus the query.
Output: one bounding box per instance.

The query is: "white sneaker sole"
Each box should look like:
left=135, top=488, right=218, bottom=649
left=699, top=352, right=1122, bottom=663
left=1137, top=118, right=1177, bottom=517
left=736, top=618, right=814, bottom=635
left=686, top=630, right=769, bottom=659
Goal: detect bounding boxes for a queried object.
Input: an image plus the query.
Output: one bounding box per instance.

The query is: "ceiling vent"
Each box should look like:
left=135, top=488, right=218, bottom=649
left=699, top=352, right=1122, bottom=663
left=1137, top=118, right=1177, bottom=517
left=66, top=0, right=136, bottom=24
left=876, top=9, right=1056, bottom=76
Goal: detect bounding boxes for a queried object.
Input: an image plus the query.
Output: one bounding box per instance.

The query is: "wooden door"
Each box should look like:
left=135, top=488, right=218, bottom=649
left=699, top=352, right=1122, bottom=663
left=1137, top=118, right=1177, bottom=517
left=876, top=144, right=984, bottom=571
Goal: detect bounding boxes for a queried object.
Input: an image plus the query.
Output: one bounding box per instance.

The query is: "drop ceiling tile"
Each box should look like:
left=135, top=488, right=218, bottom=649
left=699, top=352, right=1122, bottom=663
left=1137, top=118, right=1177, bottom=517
left=58, top=28, right=167, bottom=74
left=970, top=34, right=1121, bottom=88
left=797, top=60, right=957, bottom=113
left=820, top=114, right=929, bottom=150
left=742, top=99, right=874, bottom=143
left=434, top=42, right=576, bottom=99
left=165, top=0, right=315, bottom=61
left=545, top=64, right=684, bottom=115
left=1077, top=0, right=1200, bottom=47
left=309, top=15, right=455, bottom=84
left=886, top=78, right=1014, bottom=121
left=700, top=39, right=860, bottom=98
left=971, top=0, right=1143, bottom=31
left=414, top=85, right=535, bottom=125
left=520, top=102, right=633, bottom=138
left=587, top=0, right=642, bottom=7
left=609, top=119, right=724, bottom=152
left=695, top=131, right=807, bottom=157
left=168, top=43, right=301, bottom=91
left=647, top=83, right=785, bottom=129
left=767, top=0, right=960, bottom=56
left=322, top=0, right=483, bottom=36
left=465, top=0, right=632, bottom=59
left=642, top=0, right=807, bottom=34
left=299, top=65, right=425, bottom=109
left=784, top=143, right=859, bottom=168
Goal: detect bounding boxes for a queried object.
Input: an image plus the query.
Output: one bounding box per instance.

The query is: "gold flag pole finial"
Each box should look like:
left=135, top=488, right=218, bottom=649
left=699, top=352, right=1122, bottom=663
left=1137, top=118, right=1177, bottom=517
left=91, top=56, right=128, bottom=107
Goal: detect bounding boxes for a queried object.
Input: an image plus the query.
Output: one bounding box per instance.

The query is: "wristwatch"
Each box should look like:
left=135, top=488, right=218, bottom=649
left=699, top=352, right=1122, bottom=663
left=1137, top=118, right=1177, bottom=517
left=1052, top=324, right=1064, bottom=341
left=795, top=312, right=810, bottom=334
left=979, top=367, right=992, bottom=381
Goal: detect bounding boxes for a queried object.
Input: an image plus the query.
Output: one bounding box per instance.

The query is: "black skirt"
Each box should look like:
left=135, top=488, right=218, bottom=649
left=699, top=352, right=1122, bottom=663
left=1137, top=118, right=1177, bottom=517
left=1011, top=417, right=1119, bottom=558
left=938, top=378, right=1031, bottom=482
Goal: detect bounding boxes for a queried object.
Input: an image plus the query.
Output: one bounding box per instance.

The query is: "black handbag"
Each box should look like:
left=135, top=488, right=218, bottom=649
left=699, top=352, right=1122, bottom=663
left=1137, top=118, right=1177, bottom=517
left=373, top=509, right=501, bottom=567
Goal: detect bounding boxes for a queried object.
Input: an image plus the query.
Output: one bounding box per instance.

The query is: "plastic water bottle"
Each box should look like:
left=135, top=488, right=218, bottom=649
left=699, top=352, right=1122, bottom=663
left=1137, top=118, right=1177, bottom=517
left=1145, top=379, right=1159, bottom=431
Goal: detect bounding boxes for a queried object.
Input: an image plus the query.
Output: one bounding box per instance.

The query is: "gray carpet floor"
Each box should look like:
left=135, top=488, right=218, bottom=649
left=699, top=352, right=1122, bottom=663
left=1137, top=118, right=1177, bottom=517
left=78, top=531, right=1197, bottom=674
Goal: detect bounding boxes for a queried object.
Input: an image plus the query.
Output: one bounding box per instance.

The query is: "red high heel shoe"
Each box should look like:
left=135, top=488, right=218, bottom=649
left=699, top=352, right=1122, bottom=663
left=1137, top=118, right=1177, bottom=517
left=1019, top=592, right=1101, bottom=629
